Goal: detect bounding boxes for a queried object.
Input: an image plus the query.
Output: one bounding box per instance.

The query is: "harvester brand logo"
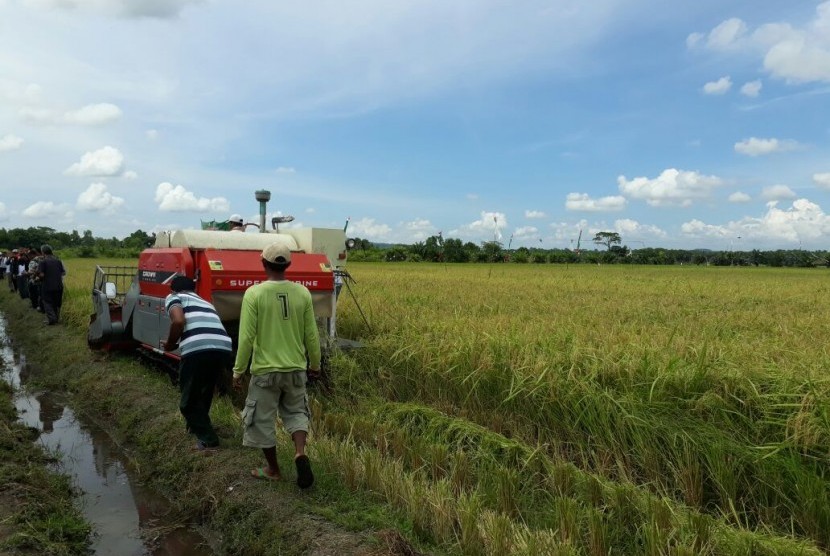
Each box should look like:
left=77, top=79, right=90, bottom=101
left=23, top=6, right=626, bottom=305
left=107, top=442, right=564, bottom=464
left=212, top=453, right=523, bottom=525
left=140, top=270, right=176, bottom=284
left=228, top=279, right=320, bottom=288
left=230, top=279, right=261, bottom=287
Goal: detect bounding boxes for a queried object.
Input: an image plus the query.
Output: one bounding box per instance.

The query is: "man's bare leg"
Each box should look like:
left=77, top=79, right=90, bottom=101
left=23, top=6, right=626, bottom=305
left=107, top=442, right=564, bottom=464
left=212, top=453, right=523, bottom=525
left=292, top=430, right=307, bottom=458
left=261, top=446, right=282, bottom=478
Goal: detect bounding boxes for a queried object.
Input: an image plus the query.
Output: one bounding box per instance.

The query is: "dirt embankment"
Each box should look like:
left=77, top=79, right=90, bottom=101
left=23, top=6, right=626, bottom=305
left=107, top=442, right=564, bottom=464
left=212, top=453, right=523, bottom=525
left=0, top=293, right=420, bottom=556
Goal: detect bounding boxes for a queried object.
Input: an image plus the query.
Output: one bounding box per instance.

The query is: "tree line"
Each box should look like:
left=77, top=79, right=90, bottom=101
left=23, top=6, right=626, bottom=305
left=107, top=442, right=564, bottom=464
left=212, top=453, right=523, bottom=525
left=347, top=234, right=830, bottom=268
left=0, top=226, right=154, bottom=258
left=2, top=226, right=826, bottom=267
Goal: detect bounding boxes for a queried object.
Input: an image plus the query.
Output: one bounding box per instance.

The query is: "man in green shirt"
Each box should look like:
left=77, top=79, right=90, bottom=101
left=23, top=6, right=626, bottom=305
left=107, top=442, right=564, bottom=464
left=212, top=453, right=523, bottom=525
left=232, top=242, right=321, bottom=488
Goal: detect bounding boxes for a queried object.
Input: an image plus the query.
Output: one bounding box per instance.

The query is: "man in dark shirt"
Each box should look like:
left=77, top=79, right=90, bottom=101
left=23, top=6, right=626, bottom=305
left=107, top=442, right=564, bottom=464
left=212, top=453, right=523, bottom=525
left=37, top=245, right=65, bottom=325
left=8, top=250, right=18, bottom=292
left=16, top=250, right=29, bottom=299
left=27, top=247, right=43, bottom=311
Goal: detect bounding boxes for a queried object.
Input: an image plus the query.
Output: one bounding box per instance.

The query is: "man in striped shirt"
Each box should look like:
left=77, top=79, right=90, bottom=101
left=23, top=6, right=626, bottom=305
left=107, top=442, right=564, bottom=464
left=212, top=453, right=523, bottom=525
left=164, top=276, right=233, bottom=451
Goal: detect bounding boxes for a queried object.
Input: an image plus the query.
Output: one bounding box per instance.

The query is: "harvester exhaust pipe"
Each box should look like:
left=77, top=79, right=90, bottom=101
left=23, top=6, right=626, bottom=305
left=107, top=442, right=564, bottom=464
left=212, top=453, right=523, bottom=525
left=255, top=189, right=271, bottom=234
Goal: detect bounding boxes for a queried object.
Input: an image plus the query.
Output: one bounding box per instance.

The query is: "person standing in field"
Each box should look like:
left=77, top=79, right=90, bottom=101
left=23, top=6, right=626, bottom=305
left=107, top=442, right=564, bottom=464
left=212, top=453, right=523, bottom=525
left=232, top=243, right=320, bottom=488
left=163, top=276, right=232, bottom=452
left=16, top=249, right=29, bottom=300
left=37, top=245, right=65, bottom=325
left=27, top=247, right=43, bottom=311
left=8, top=249, right=18, bottom=293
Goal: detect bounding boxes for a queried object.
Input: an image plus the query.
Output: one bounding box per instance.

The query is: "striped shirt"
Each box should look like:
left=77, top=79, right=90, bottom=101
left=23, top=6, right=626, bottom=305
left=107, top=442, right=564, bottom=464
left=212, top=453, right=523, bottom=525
left=164, top=291, right=232, bottom=357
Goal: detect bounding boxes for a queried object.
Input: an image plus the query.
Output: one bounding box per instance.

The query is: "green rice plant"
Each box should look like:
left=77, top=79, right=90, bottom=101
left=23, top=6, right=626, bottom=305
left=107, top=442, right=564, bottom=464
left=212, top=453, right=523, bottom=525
left=317, top=402, right=822, bottom=555
left=45, top=259, right=830, bottom=552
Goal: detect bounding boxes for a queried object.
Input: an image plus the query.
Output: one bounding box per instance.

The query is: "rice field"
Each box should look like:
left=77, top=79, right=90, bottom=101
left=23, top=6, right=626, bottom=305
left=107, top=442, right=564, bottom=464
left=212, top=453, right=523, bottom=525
left=60, top=259, right=830, bottom=554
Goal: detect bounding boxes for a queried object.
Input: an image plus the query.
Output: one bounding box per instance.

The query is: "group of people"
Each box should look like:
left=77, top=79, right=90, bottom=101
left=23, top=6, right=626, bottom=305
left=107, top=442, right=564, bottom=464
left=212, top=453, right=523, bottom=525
left=0, top=245, right=66, bottom=325
left=163, top=242, right=319, bottom=488
left=2, top=239, right=318, bottom=488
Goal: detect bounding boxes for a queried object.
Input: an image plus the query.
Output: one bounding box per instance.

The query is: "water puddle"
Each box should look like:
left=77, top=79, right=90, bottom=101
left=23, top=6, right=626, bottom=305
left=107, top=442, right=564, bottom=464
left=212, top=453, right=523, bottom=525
left=0, top=313, right=214, bottom=556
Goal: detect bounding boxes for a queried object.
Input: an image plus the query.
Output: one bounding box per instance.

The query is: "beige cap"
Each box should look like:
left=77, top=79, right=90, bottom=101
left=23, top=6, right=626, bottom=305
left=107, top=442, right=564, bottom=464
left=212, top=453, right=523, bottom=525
left=261, top=242, right=291, bottom=263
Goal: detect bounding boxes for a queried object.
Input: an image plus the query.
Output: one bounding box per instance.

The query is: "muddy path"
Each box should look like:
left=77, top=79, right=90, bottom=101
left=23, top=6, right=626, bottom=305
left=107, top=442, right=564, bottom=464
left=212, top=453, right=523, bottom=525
left=0, top=293, right=423, bottom=556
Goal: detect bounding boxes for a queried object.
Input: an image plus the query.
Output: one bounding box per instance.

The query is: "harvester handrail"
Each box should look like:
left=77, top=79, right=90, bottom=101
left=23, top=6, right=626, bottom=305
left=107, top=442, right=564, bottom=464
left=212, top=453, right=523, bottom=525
left=92, top=264, right=137, bottom=304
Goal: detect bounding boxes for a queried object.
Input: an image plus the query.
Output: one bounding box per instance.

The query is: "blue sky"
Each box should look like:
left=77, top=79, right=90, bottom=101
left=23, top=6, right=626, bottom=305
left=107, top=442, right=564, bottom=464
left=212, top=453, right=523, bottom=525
left=0, top=0, right=829, bottom=249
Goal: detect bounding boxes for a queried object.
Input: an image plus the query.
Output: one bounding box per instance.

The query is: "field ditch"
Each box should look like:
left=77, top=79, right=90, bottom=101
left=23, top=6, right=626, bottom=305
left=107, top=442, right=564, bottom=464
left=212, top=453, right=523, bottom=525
left=0, top=354, right=90, bottom=556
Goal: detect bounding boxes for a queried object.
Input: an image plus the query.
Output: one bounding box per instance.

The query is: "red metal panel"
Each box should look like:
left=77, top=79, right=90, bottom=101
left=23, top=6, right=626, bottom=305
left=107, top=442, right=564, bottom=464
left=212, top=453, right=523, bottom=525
left=137, top=248, right=194, bottom=298
left=198, top=249, right=334, bottom=292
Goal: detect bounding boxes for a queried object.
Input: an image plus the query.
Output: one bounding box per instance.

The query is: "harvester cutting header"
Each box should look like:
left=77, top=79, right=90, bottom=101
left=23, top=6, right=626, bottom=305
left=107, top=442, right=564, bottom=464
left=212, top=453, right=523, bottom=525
left=88, top=190, right=357, bottom=371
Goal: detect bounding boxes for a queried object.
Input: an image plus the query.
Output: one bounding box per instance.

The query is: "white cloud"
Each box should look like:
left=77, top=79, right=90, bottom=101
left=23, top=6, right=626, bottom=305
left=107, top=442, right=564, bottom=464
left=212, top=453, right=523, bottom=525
left=305, top=207, right=316, bottom=213
left=405, top=218, right=432, bottom=231
left=0, top=134, right=24, bottom=152
left=728, top=191, right=752, bottom=203
left=22, top=201, right=72, bottom=219
left=524, top=210, right=547, bottom=219
left=21, top=0, right=204, bottom=18
left=761, top=184, right=796, bottom=200
left=734, top=137, right=800, bottom=156
left=20, top=103, right=122, bottom=125
left=682, top=198, right=830, bottom=244
left=123, top=170, right=138, bottom=180
left=0, top=81, right=42, bottom=105
left=686, top=32, right=704, bottom=48
left=64, top=146, right=125, bottom=176
left=706, top=18, right=748, bottom=49
left=565, top=192, right=626, bottom=212
left=146, top=129, right=159, bottom=140
left=703, top=76, right=732, bottom=95
left=0, top=203, right=8, bottom=222
left=276, top=166, right=296, bottom=174
left=348, top=217, right=392, bottom=240
left=680, top=219, right=730, bottom=238
left=618, top=168, right=724, bottom=207
left=455, top=211, right=509, bottom=241
left=466, top=193, right=479, bottom=201
left=546, top=219, right=589, bottom=243
left=18, top=108, right=53, bottom=123
left=63, top=103, right=122, bottom=125
left=692, top=4, right=830, bottom=84
left=154, top=182, right=230, bottom=212
left=740, top=80, right=763, bottom=97
left=76, top=182, right=125, bottom=212
left=403, top=218, right=434, bottom=240
left=814, top=173, right=830, bottom=190
left=614, top=218, right=667, bottom=238
left=513, top=226, right=538, bottom=239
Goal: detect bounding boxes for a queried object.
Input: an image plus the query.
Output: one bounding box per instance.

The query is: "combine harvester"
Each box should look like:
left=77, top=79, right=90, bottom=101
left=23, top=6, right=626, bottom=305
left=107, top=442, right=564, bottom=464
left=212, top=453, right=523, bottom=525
left=87, top=190, right=361, bottom=382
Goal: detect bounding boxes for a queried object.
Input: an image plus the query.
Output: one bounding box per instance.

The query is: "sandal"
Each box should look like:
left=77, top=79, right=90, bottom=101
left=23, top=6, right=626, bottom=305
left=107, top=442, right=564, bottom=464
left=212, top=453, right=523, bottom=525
left=251, top=467, right=281, bottom=481
left=295, top=455, right=314, bottom=489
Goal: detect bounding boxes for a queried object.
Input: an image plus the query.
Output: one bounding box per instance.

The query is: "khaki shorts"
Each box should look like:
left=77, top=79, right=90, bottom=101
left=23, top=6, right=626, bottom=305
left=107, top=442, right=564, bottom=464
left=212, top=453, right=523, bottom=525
left=241, top=370, right=309, bottom=448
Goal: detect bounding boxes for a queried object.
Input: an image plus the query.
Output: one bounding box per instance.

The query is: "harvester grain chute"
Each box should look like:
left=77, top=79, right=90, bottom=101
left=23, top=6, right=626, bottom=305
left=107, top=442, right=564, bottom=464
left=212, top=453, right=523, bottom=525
left=87, top=190, right=362, bottom=382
